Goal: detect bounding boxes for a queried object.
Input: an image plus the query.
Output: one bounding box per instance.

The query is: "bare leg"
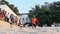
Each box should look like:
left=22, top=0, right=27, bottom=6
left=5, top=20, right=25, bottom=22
left=32, top=25, right=34, bottom=28
left=10, top=24, right=12, bottom=28
left=35, top=25, right=36, bottom=29
left=10, top=23, right=13, bottom=28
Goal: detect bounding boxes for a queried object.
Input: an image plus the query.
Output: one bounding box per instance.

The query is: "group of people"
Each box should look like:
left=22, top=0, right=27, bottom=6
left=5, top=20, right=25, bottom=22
left=0, top=8, right=21, bottom=28
left=0, top=8, right=58, bottom=28
left=0, top=8, right=38, bottom=28
left=0, top=8, right=7, bottom=20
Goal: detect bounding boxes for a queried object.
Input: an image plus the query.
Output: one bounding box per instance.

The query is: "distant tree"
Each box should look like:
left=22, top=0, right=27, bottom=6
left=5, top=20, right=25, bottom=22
left=49, top=1, right=60, bottom=23
left=28, top=1, right=60, bottom=26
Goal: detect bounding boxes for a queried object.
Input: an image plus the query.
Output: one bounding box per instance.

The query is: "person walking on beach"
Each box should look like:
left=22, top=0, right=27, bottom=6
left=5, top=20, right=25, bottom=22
left=31, top=16, right=37, bottom=28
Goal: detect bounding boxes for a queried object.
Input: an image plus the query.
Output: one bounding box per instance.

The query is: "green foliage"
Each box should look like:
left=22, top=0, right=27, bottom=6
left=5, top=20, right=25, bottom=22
left=28, top=1, right=60, bottom=26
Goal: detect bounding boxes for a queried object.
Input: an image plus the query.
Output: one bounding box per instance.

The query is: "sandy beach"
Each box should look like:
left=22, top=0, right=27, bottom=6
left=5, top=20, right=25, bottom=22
left=0, top=20, right=60, bottom=34
left=0, top=27, right=60, bottom=34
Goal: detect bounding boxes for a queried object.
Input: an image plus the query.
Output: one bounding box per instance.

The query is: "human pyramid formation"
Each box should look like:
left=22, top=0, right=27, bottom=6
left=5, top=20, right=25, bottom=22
left=0, top=8, right=21, bottom=28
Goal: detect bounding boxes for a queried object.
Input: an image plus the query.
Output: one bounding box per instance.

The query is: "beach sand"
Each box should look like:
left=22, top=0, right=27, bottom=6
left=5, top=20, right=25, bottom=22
left=0, top=20, right=60, bottom=34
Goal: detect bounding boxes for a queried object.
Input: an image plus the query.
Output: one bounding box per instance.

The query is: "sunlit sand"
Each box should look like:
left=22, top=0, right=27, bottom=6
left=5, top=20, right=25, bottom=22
left=0, top=20, right=60, bottom=34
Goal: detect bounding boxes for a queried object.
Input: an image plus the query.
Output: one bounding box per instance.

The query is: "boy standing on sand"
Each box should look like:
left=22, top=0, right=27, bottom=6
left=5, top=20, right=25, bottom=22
left=31, top=16, right=37, bottom=28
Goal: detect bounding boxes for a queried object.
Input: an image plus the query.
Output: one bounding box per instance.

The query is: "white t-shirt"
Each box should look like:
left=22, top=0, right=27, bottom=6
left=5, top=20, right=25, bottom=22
left=5, top=13, right=10, bottom=18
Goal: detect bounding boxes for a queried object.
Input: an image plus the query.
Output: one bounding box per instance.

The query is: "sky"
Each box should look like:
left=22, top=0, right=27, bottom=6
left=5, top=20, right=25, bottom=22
left=6, top=0, right=60, bottom=13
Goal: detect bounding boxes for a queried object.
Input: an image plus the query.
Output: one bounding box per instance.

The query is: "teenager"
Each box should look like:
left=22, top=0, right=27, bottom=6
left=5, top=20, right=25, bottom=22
left=31, top=16, right=37, bottom=28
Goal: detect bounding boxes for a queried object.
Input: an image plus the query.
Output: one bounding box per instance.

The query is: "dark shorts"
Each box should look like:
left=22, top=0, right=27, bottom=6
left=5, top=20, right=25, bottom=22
left=10, top=22, right=14, bottom=25
left=32, top=24, right=36, bottom=26
left=10, top=19, right=14, bottom=24
left=10, top=23, right=12, bottom=24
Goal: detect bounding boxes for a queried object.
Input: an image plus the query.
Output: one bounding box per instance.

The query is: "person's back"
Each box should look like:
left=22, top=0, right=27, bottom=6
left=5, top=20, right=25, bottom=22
left=15, top=17, right=18, bottom=21
left=0, top=12, right=3, bottom=20
left=0, top=8, right=3, bottom=20
left=31, top=17, right=37, bottom=28
left=10, top=14, right=14, bottom=23
left=10, top=14, right=14, bottom=19
left=18, top=19, right=21, bottom=26
left=10, top=14, right=14, bottom=28
left=31, top=17, right=37, bottom=24
left=14, top=17, right=18, bottom=25
left=2, top=10, right=6, bottom=17
left=5, top=13, right=10, bottom=22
